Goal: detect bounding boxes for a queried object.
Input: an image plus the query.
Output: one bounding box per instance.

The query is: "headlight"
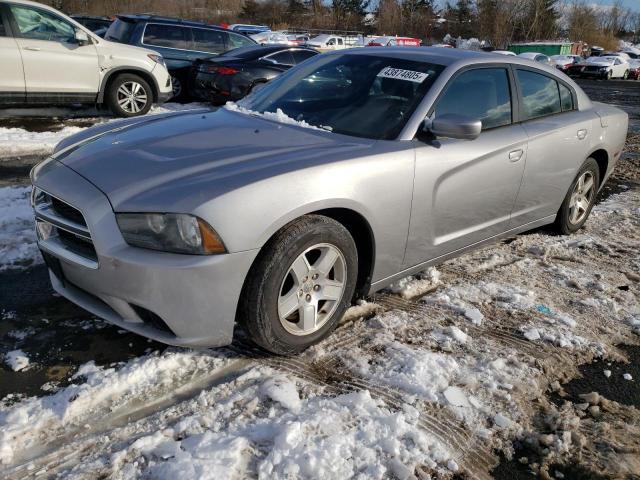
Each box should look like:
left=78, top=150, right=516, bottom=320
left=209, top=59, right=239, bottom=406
left=116, top=213, right=226, bottom=255
left=147, top=54, right=166, bottom=68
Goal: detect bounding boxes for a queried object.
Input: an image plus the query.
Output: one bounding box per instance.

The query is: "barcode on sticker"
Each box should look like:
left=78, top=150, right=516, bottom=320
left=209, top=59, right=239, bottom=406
left=376, top=67, right=429, bottom=83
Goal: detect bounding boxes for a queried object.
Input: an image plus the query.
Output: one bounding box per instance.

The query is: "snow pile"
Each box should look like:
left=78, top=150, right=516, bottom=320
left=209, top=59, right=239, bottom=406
left=225, top=102, right=328, bottom=131
left=0, top=350, right=231, bottom=465
left=388, top=266, right=441, bottom=299
left=0, top=103, right=210, bottom=160
left=0, top=126, right=86, bottom=159
left=0, top=186, right=41, bottom=271
left=64, top=366, right=456, bottom=479
left=3, top=350, right=30, bottom=372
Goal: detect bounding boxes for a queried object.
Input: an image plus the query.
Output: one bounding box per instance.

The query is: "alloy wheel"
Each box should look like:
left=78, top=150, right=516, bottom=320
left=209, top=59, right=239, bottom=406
left=116, top=81, right=148, bottom=114
left=568, top=171, right=595, bottom=225
left=278, top=243, right=347, bottom=336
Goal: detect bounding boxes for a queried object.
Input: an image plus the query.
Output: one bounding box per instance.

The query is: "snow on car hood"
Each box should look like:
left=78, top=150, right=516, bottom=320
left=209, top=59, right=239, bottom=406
left=56, top=108, right=374, bottom=211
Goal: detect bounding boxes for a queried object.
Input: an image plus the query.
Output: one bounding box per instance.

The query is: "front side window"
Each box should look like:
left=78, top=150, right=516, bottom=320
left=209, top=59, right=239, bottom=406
left=239, top=54, right=445, bottom=140
left=434, top=68, right=512, bottom=130
left=10, top=5, right=75, bottom=42
left=191, top=28, right=225, bottom=54
left=0, top=15, right=6, bottom=36
left=144, top=24, right=188, bottom=50
left=517, top=69, right=561, bottom=120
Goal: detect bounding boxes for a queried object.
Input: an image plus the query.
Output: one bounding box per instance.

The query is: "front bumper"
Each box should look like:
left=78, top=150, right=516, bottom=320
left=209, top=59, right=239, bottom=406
left=32, top=159, right=258, bottom=348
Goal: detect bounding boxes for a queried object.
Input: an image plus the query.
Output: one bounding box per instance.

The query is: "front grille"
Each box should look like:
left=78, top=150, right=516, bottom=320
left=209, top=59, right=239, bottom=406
left=32, top=187, right=98, bottom=267
left=50, top=196, right=87, bottom=227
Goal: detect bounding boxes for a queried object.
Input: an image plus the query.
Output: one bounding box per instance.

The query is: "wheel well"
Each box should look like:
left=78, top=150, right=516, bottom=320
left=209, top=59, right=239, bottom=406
left=103, top=69, right=159, bottom=103
left=311, top=208, right=375, bottom=300
left=590, top=149, right=609, bottom=185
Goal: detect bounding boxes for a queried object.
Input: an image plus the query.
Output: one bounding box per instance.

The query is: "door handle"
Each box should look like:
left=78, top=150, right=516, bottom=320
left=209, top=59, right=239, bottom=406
left=577, top=129, right=588, bottom=140
left=23, top=46, right=41, bottom=51
left=508, top=149, right=524, bottom=162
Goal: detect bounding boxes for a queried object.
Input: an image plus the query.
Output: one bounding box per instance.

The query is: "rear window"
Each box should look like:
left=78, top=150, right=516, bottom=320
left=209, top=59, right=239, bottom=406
left=144, top=24, right=189, bottom=50
left=227, top=31, right=255, bottom=49
left=516, top=69, right=561, bottom=120
left=105, top=18, right=135, bottom=43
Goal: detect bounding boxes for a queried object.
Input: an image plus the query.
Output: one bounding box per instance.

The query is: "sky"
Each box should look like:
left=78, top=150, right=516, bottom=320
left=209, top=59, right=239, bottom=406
left=592, top=0, right=639, bottom=11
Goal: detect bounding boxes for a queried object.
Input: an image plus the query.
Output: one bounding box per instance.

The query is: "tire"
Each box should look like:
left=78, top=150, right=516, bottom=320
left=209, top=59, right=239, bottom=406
left=623, top=70, right=629, bottom=80
left=554, top=158, right=600, bottom=235
left=170, top=73, right=191, bottom=102
left=238, top=215, right=358, bottom=355
left=606, top=70, right=612, bottom=80
left=106, top=73, right=153, bottom=117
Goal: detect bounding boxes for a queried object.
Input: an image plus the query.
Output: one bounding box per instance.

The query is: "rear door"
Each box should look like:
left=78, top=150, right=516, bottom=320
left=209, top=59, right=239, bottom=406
left=509, top=67, right=593, bottom=226
left=407, top=66, right=528, bottom=266
left=142, top=23, right=191, bottom=70
left=0, top=4, right=25, bottom=103
left=7, top=3, right=99, bottom=100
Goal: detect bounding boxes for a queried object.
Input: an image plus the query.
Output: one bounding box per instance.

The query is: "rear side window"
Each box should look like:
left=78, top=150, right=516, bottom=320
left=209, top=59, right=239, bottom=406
left=517, top=69, right=561, bottom=120
left=435, top=68, right=512, bottom=130
left=0, top=15, right=6, bottom=36
left=227, top=32, right=254, bottom=49
left=105, top=18, right=135, bottom=43
left=266, top=51, right=294, bottom=66
left=144, top=24, right=189, bottom=50
left=9, top=5, right=75, bottom=42
left=559, top=83, right=574, bottom=111
left=292, top=49, right=317, bottom=64
left=191, top=28, right=225, bottom=54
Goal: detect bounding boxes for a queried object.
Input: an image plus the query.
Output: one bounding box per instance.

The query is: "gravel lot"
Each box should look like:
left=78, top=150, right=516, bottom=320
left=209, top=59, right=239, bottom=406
left=0, top=79, right=638, bottom=479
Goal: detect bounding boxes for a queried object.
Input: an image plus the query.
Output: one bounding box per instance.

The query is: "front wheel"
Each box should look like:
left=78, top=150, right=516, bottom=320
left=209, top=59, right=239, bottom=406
left=623, top=70, right=629, bottom=80
left=106, top=74, right=153, bottom=117
left=238, top=215, right=358, bottom=355
left=554, top=158, right=600, bottom=235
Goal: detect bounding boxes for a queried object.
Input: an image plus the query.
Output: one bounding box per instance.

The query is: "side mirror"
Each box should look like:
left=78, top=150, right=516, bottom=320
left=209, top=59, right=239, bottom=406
left=75, top=29, right=90, bottom=46
left=425, top=113, right=482, bottom=140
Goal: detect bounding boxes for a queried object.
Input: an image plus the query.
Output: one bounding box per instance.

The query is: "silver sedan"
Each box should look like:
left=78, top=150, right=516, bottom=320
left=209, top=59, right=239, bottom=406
left=31, top=48, right=628, bottom=354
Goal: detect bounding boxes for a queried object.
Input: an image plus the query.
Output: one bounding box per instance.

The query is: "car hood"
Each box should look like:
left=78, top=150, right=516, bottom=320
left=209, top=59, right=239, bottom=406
left=56, top=108, right=375, bottom=211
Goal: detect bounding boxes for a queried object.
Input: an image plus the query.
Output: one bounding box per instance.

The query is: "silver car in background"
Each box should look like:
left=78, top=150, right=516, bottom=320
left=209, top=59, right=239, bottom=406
left=31, top=48, right=628, bottom=354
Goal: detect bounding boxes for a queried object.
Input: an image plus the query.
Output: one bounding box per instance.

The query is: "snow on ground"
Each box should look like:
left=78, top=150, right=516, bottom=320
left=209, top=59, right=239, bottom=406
left=0, top=186, right=40, bottom=271
left=0, top=187, right=638, bottom=479
left=0, top=103, right=212, bottom=160
left=3, top=350, right=30, bottom=372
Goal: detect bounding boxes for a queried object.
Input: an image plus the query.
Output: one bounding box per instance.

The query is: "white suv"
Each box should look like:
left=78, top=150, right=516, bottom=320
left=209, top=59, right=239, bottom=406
left=0, top=0, right=172, bottom=116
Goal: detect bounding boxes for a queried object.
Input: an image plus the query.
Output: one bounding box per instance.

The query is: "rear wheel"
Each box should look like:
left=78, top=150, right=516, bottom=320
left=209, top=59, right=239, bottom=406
left=238, top=215, right=358, bottom=355
left=106, top=74, right=153, bottom=117
left=554, top=158, right=600, bottom=235
left=623, top=70, right=629, bottom=80
left=606, top=70, right=612, bottom=80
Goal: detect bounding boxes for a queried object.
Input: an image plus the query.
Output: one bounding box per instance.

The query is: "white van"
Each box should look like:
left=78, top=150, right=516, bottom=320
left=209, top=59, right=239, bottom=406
left=0, top=0, right=173, bottom=116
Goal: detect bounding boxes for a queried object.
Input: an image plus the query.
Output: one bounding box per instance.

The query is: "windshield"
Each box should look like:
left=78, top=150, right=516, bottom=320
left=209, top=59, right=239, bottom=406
left=105, top=18, right=135, bottom=43
left=238, top=53, right=445, bottom=140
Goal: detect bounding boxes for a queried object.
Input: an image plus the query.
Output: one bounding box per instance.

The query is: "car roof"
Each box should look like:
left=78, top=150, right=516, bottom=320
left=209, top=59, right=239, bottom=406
left=115, top=14, right=227, bottom=30
left=214, top=45, right=316, bottom=60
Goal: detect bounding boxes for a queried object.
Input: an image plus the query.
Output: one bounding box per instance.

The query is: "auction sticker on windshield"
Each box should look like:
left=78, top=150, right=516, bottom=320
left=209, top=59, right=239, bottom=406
left=377, top=67, right=429, bottom=83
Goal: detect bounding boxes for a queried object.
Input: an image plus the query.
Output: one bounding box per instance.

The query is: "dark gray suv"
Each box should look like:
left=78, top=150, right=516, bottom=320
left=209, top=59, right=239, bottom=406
left=104, top=15, right=256, bottom=99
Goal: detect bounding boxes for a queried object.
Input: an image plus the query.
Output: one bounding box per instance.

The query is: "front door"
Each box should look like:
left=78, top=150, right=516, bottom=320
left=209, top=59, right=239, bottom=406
left=405, top=66, right=528, bottom=266
left=8, top=3, right=98, bottom=100
left=0, top=7, right=25, bottom=103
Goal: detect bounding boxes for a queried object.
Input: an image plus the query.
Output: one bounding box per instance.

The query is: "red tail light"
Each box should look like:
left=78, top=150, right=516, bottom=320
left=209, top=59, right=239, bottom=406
left=205, top=66, right=239, bottom=75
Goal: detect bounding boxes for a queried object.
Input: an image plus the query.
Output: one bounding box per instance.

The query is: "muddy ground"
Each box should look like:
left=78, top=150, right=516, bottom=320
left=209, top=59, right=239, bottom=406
left=0, top=78, right=639, bottom=479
